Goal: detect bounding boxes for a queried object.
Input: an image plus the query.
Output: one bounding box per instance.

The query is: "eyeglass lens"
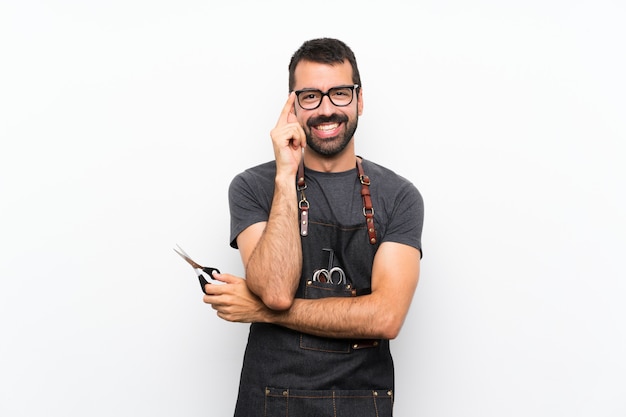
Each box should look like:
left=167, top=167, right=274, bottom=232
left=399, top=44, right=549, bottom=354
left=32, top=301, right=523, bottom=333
left=297, top=85, right=356, bottom=110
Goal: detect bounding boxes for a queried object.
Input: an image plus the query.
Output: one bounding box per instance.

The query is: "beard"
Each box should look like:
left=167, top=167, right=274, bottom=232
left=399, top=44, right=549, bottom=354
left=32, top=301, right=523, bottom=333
left=305, top=113, right=359, bottom=157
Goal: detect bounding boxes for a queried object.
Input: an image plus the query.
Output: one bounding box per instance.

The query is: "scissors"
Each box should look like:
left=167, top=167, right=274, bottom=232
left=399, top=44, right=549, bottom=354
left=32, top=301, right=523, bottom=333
left=173, top=244, right=220, bottom=294
left=312, top=248, right=347, bottom=285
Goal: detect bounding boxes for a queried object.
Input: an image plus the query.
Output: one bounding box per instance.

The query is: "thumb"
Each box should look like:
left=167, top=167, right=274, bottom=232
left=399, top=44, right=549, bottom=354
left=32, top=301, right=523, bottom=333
left=211, top=272, right=238, bottom=284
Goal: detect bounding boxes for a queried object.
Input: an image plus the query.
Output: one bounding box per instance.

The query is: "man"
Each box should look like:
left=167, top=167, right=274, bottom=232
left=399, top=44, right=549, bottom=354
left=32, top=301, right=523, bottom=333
left=203, top=38, right=424, bottom=416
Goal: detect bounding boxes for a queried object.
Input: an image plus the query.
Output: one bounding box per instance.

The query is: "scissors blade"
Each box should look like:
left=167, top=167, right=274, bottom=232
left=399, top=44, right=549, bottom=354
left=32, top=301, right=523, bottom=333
left=173, top=244, right=203, bottom=269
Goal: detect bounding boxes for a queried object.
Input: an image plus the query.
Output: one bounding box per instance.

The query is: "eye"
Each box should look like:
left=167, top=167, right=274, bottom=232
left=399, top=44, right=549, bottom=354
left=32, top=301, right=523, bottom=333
left=331, top=87, right=351, bottom=98
left=299, top=90, right=321, bottom=103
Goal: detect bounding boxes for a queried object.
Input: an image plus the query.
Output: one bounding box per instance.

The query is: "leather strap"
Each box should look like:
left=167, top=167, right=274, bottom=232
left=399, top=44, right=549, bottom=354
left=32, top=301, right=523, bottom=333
left=356, top=158, right=377, bottom=245
left=297, top=157, right=377, bottom=245
left=297, top=160, right=309, bottom=237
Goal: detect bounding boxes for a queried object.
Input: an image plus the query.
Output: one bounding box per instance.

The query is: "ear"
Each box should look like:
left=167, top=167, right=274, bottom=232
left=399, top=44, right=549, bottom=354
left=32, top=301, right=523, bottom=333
left=357, top=87, right=364, bottom=116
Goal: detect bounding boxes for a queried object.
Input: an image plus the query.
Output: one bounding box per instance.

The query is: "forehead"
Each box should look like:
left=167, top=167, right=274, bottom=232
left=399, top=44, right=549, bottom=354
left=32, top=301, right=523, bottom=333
left=293, top=60, right=354, bottom=91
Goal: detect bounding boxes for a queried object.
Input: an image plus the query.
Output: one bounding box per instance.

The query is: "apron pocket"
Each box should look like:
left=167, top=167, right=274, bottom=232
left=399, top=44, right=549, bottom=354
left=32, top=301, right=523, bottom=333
left=300, top=280, right=377, bottom=353
left=264, top=387, right=393, bottom=417
left=299, top=333, right=351, bottom=353
left=300, top=280, right=354, bottom=352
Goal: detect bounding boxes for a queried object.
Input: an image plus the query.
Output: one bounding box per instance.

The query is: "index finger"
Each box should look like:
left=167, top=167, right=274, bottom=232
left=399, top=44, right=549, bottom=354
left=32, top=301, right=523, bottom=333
left=276, top=91, right=297, bottom=126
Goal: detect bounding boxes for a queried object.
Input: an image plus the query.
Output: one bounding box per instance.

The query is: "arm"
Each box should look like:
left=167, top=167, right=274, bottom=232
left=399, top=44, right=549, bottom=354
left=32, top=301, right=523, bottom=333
left=271, top=242, right=420, bottom=339
left=206, top=241, right=420, bottom=340
left=242, top=92, right=306, bottom=310
left=265, top=242, right=420, bottom=339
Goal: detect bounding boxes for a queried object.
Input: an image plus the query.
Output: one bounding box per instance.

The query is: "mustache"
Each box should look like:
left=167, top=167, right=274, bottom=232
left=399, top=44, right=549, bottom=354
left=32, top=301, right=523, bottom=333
left=307, top=114, right=348, bottom=128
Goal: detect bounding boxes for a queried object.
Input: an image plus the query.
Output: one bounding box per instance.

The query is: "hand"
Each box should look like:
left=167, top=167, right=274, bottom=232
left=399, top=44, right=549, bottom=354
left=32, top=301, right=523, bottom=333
left=202, top=273, right=270, bottom=323
left=270, top=92, right=306, bottom=177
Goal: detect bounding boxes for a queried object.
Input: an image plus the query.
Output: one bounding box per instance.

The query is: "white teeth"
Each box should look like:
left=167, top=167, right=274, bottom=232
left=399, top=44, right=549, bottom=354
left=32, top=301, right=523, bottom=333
left=315, top=123, right=339, bottom=131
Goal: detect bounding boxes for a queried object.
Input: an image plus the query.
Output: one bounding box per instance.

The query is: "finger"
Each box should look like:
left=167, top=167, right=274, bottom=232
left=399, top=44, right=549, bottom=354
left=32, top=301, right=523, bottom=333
left=212, top=272, right=241, bottom=285
left=203, top=292, right=224, bottom=306
left=211, top=272, right=225, bottom=282
left=286, top=124, right=306, bottom=150
left=295, top=125, right=306, bottom=149
left=203, top=283, right=222, bottom=296
left=276, top=92, right=296, bottom=126
left=203, top=288, right=213, bottom=302
left=287, top=110, right=299, bottom=125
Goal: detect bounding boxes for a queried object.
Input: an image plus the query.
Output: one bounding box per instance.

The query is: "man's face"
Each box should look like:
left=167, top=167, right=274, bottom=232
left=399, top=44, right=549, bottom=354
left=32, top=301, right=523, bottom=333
left=292, top=60, right=363, bottom=157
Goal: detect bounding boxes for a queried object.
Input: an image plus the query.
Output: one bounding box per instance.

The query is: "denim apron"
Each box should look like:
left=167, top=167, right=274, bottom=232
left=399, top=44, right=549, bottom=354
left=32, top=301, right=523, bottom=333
left=233, top=162, right=395, bottom=417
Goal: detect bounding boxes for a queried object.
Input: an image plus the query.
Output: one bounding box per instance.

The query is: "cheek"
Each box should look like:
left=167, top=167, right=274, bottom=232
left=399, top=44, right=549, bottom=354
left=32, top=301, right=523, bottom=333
left=294, top=111, right=308, bottom=128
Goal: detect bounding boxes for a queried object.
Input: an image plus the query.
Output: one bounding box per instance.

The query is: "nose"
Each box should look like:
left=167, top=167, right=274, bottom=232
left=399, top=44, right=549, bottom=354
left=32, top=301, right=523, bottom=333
left=316, top=94, right=335, bottom=115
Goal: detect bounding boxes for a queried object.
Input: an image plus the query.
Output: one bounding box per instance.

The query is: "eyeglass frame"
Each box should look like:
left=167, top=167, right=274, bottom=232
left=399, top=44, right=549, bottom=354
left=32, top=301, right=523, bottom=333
left=292, top=84, right=360, bottom=110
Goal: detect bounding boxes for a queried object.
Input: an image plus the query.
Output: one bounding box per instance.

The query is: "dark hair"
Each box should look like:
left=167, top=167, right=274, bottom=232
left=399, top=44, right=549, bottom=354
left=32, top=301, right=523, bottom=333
left=288, top=38, right=361, bottom=92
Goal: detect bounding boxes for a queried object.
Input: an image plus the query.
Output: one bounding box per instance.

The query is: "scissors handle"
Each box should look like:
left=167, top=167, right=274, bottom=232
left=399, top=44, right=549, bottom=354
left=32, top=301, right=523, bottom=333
left=199, top=267, right=220, bottom=294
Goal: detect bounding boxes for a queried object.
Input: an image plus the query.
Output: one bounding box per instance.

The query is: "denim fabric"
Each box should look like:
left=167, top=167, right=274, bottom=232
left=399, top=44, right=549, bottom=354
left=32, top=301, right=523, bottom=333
left=233, top=212, right=394, bottom=416
left=263, top=387, right=393, bottom=417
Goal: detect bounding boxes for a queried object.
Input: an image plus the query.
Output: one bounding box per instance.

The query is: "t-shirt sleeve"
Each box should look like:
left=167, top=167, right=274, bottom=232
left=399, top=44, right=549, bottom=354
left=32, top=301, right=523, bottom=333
left=228, top=171, right=271, bottom=249
left=381, top=182, right=424, bottom=257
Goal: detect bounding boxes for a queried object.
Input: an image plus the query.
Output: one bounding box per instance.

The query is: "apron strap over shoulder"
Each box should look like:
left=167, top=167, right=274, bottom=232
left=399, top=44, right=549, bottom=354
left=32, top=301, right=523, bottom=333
left=296, top=157, right=377, bottom=245
left=356, top=157, right=377, bottom=245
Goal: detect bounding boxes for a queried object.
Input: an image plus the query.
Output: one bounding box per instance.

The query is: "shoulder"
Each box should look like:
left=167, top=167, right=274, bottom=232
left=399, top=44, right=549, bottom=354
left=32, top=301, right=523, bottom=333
left=232, top=161, right=276, bottom=182
left=361, top=158, right=424, bottom=251
left=361, top=157, right=424, bottom=216
left=361, top=158, right=420, bottom=194
left=230, top=161, right=276, bottom=189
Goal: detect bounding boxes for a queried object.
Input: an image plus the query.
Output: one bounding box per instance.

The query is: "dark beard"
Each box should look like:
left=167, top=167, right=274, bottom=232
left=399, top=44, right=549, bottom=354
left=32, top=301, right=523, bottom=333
left=305, top=114, right=358, bottom=157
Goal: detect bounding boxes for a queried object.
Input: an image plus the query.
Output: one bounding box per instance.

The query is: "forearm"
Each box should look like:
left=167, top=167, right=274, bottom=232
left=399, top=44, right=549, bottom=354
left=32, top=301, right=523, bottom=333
left=262, top=294, right=405, bottom=340
left=245, top=176, right=302, bottom=310
left=209, top=244, right=420, bottom=339
left=259, top=243, right=420, bottom=339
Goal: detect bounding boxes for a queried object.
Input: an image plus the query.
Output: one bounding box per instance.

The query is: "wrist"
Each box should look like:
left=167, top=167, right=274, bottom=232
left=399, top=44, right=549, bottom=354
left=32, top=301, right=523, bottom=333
left=274, top=173, right=296, bottom=190
left=261, top=306, right=284, bottom=325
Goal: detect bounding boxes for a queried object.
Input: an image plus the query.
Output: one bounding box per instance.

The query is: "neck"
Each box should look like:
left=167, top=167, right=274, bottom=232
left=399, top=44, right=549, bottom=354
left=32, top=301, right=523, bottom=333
left=303, top=145, right=357, bottom=173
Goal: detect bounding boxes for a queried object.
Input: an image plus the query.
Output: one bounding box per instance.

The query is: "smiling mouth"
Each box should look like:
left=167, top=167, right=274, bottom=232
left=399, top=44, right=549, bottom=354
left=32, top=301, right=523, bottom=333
left=315, top=122, right=340, bottom=131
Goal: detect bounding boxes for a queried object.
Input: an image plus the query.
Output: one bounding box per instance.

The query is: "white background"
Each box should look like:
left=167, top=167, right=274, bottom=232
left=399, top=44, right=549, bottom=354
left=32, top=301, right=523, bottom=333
left=1, top=1, right=624, bottom=416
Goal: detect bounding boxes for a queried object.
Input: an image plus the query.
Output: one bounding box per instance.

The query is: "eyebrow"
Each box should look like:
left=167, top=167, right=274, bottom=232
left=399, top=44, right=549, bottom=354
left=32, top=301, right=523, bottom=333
left=295, top=84, right=354, bottom=92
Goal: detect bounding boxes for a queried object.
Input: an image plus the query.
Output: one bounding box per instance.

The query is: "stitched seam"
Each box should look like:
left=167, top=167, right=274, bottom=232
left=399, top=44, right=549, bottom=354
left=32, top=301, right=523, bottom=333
left=308, top=220, right=366, bottom=232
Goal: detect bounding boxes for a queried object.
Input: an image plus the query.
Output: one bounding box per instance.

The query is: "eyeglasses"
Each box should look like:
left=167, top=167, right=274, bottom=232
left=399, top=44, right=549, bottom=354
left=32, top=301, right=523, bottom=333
left=294, top=84, right=359, bottom=110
